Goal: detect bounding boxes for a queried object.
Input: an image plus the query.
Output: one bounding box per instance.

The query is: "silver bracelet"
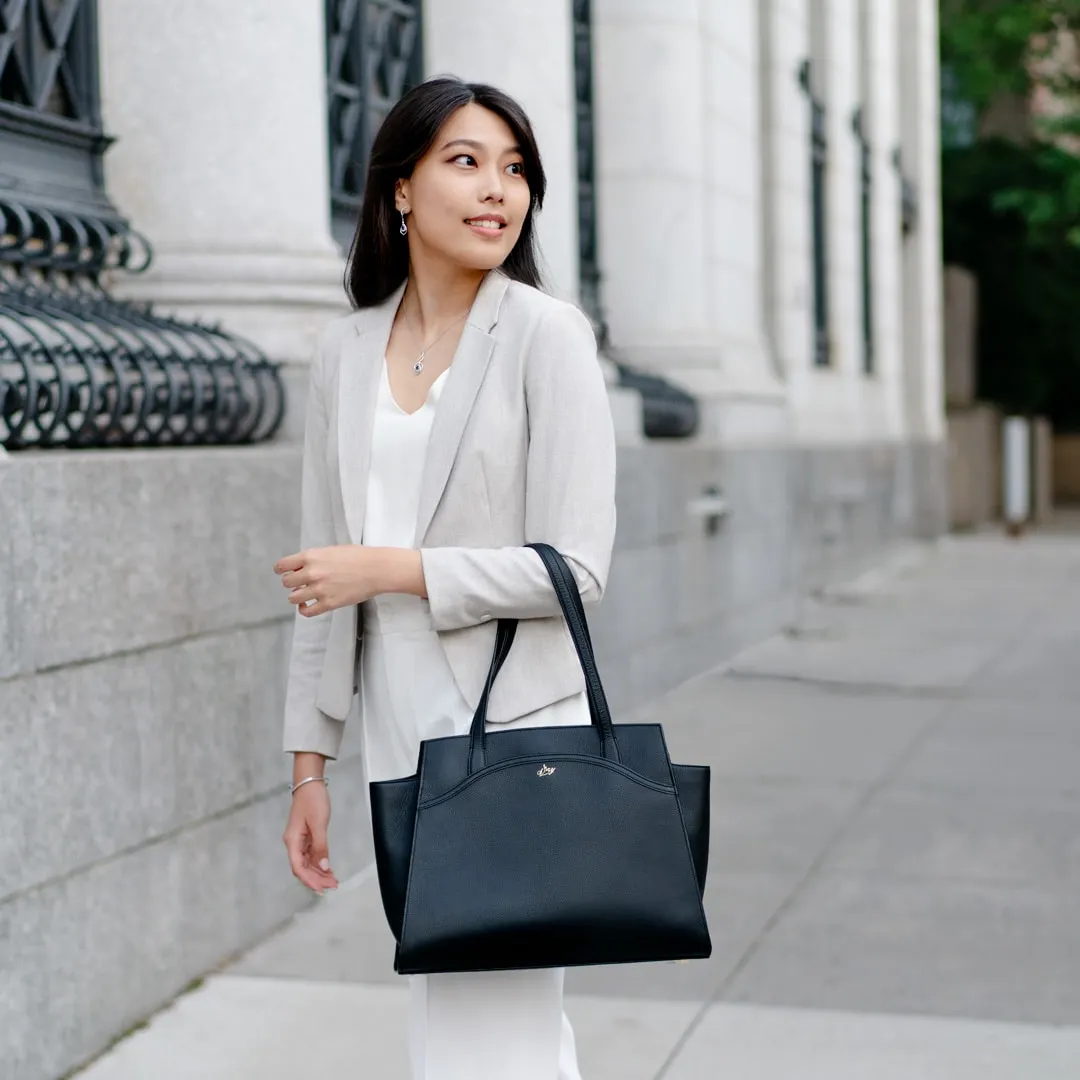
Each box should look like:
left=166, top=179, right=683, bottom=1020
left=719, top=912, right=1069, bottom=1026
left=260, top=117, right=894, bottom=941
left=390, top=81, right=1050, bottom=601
left=290, top=775, right=329, bottom=796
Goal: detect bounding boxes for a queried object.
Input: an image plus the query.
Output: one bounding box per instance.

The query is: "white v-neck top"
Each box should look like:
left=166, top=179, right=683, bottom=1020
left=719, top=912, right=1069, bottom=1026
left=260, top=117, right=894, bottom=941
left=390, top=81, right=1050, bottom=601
left=357, top=356, right=592, bottom=790
left=361, top=361, right=449, bottom=549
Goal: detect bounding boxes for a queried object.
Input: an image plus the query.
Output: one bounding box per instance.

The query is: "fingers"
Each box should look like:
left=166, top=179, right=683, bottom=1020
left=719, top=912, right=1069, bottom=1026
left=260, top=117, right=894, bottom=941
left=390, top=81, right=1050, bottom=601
left=284, top=792, right=339, bottom=894
left=273, top=551, right=307, bottom=576
left=288, top=589, right=332, bottom=617
left=283, top=824, right=339, bottom=894
left=279, top=569, right=311, bottom=590
left=275, top=550, right=334, bottom=616
left=309, top=823, right=336, bottom=884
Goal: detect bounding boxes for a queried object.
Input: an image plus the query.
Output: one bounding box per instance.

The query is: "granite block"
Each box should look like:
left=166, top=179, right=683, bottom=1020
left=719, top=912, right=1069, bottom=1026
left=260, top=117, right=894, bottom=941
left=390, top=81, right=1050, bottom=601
left=1, top=447, right=301, bottom=678
left=0, top=454, right=30, bottom=681
left=1, top=792, right=313, bottom=1080
left=0, top=621, right=338, bottom=901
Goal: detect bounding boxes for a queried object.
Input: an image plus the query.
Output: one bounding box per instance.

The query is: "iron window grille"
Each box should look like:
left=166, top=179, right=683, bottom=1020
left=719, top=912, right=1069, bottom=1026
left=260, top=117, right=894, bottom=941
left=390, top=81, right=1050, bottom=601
left=0, top=0, right=115, bottom=220
left=326, top=0, right=423, bottom=251
left=852, top=106, right=873, bottom=374
left=572, top=0, right=601, bottom=326
left=1, top=1, right=283, bottom=450
left=799, top=60, right=830, bottom=368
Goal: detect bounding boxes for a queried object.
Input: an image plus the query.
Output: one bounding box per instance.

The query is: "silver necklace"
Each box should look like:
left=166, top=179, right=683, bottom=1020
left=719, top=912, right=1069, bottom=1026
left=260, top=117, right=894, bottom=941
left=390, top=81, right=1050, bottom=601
left=407, top=307, right=469, bottom=375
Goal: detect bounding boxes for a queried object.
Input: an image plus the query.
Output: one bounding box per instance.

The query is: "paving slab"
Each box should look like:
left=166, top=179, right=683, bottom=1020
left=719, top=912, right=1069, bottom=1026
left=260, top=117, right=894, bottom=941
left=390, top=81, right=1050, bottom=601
left=665, top=1001, right=1080, bottom=1079
left=74, top=976, right=411, bottom=1080
left=825, top=787, right=1080, bottom=887
left=722, top=870, right=1080, bottom=1025
left=230, top=867, right=400, bottom=987
left=932, top=696, right=1080, bottom=741
left=658, top=675, right=947, bottom=786
left=729, top=630, right=999, bottom=692
left=969, top=631, right=1080, bottom=699
left=565, top=996, right=700, bottom=1080
left=892, top=727, right=1080, bottom=801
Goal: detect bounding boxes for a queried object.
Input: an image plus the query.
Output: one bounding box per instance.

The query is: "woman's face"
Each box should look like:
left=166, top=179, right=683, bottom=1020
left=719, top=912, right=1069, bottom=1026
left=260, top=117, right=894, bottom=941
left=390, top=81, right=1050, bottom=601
left=396, top=103, right=533, bottom=272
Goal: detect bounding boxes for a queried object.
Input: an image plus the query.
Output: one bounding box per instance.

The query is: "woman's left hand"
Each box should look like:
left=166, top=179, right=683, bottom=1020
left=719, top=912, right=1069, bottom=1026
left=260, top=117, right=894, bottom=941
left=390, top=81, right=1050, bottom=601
left=274, top=545, right=386, bottom=617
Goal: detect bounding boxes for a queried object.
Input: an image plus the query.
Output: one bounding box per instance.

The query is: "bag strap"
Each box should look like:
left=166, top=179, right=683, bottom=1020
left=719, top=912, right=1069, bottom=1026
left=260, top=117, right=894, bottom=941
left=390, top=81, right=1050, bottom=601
left=526, top=543, right=616, bottom=750
left=467, top=544, right=618, bottom=773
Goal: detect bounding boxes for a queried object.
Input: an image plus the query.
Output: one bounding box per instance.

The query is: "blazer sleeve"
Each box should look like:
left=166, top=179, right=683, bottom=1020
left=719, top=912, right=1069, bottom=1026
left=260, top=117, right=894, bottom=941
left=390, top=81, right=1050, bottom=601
left=419, top=302, right=617, bottom=632
left=281, top=330, right=347, bottom=760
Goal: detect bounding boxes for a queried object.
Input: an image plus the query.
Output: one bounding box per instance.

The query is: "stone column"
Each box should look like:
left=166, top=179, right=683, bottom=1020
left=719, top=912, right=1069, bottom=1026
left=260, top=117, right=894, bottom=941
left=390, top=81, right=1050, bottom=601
left=96, top=0, right=346, bottom=374
left=592, top=0, right=784, bottom=444
left=424, top=1, right=646, bottom=442
left=898, top=0, right=945, bottom=443
left=424, top=0, right=581, bottom=303
left=897, top=0, right=947, bottom=534
left=865, top=0, right=907, bottom=438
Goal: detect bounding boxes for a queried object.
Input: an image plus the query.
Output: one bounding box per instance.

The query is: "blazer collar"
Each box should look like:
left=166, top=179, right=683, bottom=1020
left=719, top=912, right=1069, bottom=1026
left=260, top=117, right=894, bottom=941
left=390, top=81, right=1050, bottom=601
left=337, top=269, right=512, bottom=547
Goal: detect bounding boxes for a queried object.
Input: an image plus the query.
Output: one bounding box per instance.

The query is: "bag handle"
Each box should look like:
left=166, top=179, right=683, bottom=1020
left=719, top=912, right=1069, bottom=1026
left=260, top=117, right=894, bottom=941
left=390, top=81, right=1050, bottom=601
left=467, top=543, right=618, bottom=773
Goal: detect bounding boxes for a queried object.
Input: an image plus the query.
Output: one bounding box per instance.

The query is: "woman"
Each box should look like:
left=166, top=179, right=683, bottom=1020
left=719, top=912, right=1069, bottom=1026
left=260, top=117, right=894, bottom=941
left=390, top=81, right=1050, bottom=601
left=274, top=77, right=616, bottom=1079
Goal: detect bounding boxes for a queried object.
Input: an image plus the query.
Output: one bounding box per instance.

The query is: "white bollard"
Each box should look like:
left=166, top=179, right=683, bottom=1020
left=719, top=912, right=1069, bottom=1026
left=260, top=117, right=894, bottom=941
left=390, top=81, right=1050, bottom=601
left=1003, top=416, right=1031, bottom=536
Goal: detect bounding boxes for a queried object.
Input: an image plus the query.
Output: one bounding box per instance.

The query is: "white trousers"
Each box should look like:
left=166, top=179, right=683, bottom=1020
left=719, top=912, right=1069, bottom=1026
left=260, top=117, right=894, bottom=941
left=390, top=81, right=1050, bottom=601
left=360, top=596, right=588, bottom=1080
left=409, top=969, right=582, bottom=1080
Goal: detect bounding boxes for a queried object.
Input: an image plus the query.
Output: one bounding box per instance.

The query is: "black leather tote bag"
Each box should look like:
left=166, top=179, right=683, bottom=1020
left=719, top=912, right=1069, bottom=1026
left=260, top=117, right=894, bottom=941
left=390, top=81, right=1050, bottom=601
left=369, top=542, right=712, bottom=975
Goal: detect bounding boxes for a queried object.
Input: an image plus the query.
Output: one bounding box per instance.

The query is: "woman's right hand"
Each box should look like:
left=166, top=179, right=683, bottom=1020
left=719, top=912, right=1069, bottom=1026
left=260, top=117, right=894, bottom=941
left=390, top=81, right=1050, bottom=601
left=283, top=781, right=340, bottom=895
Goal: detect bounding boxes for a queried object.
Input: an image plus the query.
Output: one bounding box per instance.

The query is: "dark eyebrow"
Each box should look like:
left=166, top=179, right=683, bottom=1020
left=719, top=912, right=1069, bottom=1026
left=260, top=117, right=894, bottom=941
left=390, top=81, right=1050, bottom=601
left=440, top=138, right=523, bottom=155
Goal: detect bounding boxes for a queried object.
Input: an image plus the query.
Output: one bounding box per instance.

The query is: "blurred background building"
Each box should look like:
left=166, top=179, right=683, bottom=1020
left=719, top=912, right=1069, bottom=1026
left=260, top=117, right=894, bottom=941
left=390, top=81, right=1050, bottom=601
left=0, top=2, right=945, bottom=1078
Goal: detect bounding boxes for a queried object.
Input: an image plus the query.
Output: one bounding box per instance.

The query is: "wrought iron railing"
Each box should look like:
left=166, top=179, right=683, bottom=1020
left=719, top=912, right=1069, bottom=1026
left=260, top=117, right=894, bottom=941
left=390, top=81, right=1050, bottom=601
left=1, top=0, right=283, bottom=451
left=0, top=198, right=284, bottom=450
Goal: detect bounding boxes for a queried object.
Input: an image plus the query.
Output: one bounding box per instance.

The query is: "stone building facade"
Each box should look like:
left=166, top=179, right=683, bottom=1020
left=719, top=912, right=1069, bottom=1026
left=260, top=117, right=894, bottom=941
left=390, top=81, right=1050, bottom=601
left=0, top=2, right=944, bottom=1077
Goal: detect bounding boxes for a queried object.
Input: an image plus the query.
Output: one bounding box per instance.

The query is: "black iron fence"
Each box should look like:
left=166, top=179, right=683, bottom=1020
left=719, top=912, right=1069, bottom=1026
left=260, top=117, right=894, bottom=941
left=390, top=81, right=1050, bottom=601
left=0, top=198, right=284, bottom=450
left=2, top=0, right=284, bottom=452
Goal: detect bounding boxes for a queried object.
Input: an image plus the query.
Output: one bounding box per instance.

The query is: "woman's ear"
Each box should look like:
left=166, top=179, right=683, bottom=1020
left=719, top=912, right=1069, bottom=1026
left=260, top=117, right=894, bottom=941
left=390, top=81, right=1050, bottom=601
left=394, top=179, right=410, bottom=214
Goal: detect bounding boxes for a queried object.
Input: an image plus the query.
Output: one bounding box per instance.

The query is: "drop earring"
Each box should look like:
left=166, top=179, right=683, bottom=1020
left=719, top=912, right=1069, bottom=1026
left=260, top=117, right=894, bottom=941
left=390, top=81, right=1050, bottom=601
left=399, top=210, right=408, bottom=236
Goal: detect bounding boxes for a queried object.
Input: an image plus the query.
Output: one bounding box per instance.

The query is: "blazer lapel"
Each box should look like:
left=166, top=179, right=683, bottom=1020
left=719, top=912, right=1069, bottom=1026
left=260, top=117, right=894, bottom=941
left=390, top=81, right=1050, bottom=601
left=337, top=281, right=406, bottom=544
left=413, top=270, right=511, bottom=545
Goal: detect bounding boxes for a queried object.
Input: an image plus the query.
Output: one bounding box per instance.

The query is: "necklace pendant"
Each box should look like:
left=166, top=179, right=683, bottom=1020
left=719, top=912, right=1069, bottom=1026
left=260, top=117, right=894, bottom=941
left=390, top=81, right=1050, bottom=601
left=413, top=353, right=425, bottom=375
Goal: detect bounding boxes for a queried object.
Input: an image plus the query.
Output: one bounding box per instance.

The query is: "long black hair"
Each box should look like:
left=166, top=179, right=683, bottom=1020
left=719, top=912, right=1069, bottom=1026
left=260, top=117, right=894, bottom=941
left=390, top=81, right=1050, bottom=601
left=344, top=77, right=548, bottom=309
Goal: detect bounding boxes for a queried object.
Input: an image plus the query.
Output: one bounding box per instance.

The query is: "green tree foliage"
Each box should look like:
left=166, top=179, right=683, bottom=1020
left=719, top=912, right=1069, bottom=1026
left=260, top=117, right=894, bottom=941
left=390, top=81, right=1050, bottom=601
left=940, top=0, right=1080, bottom=107
left=941, top=1, right=1080, bottom=426
left=942, top=0, right=1080, bottom=242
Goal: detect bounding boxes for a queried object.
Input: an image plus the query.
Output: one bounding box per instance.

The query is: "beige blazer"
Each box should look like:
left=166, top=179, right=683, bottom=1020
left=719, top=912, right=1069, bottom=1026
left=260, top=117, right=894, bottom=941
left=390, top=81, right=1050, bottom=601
left=282, top=269, right=617, bottom=759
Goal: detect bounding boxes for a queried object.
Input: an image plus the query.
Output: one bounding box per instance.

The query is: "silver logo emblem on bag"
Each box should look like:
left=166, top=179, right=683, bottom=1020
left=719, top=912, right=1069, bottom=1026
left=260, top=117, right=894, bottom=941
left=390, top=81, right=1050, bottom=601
left=537, top=764, right=556, bottom=778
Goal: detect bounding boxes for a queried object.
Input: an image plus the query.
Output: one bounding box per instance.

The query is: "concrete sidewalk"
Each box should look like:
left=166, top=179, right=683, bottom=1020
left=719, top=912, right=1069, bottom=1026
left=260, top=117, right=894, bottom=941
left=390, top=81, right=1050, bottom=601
left=76, top=529, right=1080, bottom=1078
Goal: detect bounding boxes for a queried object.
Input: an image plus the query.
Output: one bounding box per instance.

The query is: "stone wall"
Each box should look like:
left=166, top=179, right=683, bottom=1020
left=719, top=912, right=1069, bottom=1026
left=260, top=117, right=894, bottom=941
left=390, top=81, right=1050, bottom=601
left=0, top=434, right=943, bottom=1080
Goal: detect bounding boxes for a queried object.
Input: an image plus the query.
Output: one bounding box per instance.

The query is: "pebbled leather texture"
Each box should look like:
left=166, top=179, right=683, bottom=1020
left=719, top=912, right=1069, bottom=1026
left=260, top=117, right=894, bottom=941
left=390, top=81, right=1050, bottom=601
left=368, top=544, right=712, bottom=975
